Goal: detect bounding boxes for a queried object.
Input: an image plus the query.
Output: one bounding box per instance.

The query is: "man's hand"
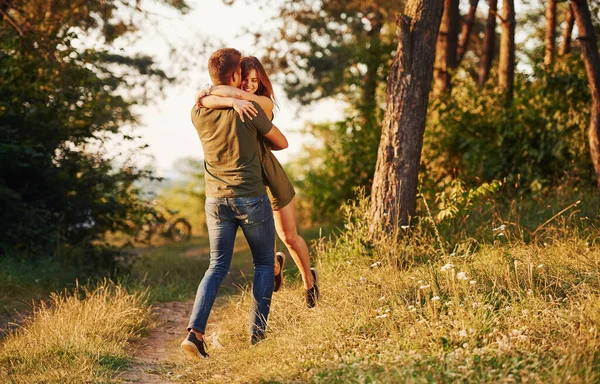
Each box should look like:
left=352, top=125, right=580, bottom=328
left=232, top=99, right=258, bottom=122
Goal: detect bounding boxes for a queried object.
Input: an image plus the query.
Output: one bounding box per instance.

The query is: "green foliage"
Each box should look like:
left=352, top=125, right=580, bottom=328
left=433, top=179, right=502, bottom=222
left=424, top=57, right=593, bottom=194
left=290, top=112, right=381, bottom=222
left=0, top=2, right=185, bottom=267
left=250, top=0, right=403, bottom=107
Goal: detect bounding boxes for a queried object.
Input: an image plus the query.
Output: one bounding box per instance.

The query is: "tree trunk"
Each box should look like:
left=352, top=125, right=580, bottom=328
left=559, top=2, right=575, bottom=56
left=544, top=0, right=557, bottom=67
left=498, top=0, right=515, bottom=104
left=369, top=1, right=443, bottom=235
left=433, top=0, right=460, bottom=94
left=571, top=0, right=600, bottom=188
left=456, top=0, right=480, bottom=64
left=478, top=0, right=498, bottom=87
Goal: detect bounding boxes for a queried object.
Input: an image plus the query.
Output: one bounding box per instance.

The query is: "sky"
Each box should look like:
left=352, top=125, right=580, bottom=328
left=110, top=0, right=345, bottom=179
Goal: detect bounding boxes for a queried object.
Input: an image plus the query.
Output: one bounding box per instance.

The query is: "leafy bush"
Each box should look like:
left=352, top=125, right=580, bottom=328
left=424, top=58, right=593, bottom=194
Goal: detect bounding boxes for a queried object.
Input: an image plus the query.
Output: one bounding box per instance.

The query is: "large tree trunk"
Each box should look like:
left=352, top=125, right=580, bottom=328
left=433, top=0, right=460, bottom=95
left=369, top=1, right=443, bottom=235
left=559, top=2, right=575, bottom=56
left=571, top=0, right=600, bottom=188
left=544, top=0, right=557, bottom=67
left=498, top=0, right=515, bottom=104
left=456, top=0, right=480, bottom=64
left=478, top=0, right=498, bottom=87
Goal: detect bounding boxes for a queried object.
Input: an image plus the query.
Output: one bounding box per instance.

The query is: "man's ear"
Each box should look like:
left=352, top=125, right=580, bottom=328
left=232, top=69, right=241, bottom=85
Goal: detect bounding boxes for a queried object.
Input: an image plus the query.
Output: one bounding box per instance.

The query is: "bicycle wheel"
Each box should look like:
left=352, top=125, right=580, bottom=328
left=170, top=219, right=191, bottom=242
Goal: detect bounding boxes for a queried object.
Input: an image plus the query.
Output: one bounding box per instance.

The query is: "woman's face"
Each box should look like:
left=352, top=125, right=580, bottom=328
left=241, top=69, right=259, bottom=94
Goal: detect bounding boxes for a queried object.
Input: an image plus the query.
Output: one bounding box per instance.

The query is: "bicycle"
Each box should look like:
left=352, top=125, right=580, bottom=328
left=135, top=201, right=192, bottom=244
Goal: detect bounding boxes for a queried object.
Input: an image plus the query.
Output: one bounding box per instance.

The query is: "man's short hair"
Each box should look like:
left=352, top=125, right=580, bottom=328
left=208, top=48, right=242, bottom=85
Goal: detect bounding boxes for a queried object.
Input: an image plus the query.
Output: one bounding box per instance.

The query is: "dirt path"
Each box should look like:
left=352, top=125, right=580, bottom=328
left=120, top=301, right=192, bottom=383
left=119, top=241, right=251, bottom=383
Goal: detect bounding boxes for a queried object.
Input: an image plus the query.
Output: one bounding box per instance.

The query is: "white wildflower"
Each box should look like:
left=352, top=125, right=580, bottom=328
left=370, top=261, right=382, bottom=268
left=441, top=263, right=454, bottom=272
left=496, top=232, right=505, bottom=237
left=537, top=264, right=544, bottom=268
left=408, top=305, right=416, bottom=312
left=400, top=225, right=409, bottom=230
left=459, top=329, right=468, bottom=338
left=449, top=252, right=456, bottom=257
left=431, top=296, right=440, bottom=301
left=492, top=224, right=506, bottom=231
left=457, top=271, right=468, bottom=281
left=378, top=296, right=386, bottom=301
left=419, top=284, right=431, bottom=290
left=375, top=313, right=388, bottom=319
left=469, top=280, right=477, bottom=285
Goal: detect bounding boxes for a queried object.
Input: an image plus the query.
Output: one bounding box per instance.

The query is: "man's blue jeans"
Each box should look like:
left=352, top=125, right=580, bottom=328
left=187, top=195, right=275, bottom=339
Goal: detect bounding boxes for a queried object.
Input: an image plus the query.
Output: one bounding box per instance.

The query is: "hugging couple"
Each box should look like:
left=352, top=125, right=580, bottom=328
left=180, top=48, right=319, bottom=359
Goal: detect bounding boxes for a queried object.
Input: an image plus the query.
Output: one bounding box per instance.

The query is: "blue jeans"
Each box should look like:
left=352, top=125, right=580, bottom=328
left=187, top=194, right=275, bottom=338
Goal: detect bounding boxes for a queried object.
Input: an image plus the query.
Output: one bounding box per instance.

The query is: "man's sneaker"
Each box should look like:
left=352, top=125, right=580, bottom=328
left=306, top=268, right=319, bottom=308
left=181, top=332, right=209, bottom=359
left=273, top=252, right=286, bottom=292
left=250, top=332, right=266, bottom=345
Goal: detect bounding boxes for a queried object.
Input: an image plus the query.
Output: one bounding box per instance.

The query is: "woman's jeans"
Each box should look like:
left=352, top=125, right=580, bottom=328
left=187, top=195, right=275, bottom=338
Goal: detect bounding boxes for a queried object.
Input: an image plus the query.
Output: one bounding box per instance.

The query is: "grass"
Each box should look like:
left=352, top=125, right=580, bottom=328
left=166, top=190, right=600, bottom=383
left=1, top=188, right=599, bottom=382
left=0, top=281, right=152, bottom=383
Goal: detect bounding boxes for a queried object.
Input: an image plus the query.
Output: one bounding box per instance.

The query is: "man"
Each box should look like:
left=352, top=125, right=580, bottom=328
left=181, top=48, right=288, bottom=359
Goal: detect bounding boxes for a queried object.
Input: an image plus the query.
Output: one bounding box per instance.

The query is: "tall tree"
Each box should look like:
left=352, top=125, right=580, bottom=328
left=478, top=0, right=498, bottom=87
left=571, top=0, right=600, bottom=188
left=498, top=0, right=516, bottom=104
left=369, top=0, right=443, bottom=234
left=433, top=0, right=460, bottom=94
left=456, top=0, right=480, bottom=64
left=544, top=0, right=558, bottom=66
left=0, top=1, right=187, bottom=261
left=560, top=2, right=576, bottom=56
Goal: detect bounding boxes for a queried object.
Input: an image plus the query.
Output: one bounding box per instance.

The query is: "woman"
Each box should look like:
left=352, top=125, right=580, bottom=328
left=196, top=56, right=318, bottom=307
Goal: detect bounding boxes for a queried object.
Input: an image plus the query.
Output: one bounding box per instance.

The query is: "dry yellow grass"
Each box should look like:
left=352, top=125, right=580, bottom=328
left=167, top=199, right=600, bottom=383
left=0, top=281, right=152, bottom=384
left=2, top=193, right=600, bottom=383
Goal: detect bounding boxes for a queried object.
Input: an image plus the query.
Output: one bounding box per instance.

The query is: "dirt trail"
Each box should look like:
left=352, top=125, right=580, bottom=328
left=120, top=301, right=192, bottom=383
left=120, top=243, right=250, bottom=383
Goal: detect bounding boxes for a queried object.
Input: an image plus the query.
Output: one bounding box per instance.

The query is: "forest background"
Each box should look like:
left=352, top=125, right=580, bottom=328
left=1, top=0, right=600, bottom=382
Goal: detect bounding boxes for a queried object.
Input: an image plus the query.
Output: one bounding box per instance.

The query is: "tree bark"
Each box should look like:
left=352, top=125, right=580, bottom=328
left=433, top=0, right=460, bottom=94
left=456, top=0, right=480, bottom=64
left=498, top=0, right=515, bottom=104
left=544, top=0, right=557, bottom=67
left=571, top=0, right=600, bottom=188
left=369, top=1, right=444, bottom=235
left=478, top=0, right=498, bottom=87
left=559, top=2, right=575, bottom=56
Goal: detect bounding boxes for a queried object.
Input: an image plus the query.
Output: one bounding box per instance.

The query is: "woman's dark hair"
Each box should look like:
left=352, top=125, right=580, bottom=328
left=241, top=56, right=279, bottom=108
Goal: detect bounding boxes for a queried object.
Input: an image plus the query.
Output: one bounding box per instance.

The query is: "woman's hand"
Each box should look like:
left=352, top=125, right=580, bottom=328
left=232, top=99, right=258, bottom=122
left=195, top=84, right=213, bottom=107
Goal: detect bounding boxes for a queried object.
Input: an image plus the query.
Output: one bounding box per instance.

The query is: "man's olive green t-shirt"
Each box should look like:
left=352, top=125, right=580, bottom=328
left=191, top=102, right=273, bottom=198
